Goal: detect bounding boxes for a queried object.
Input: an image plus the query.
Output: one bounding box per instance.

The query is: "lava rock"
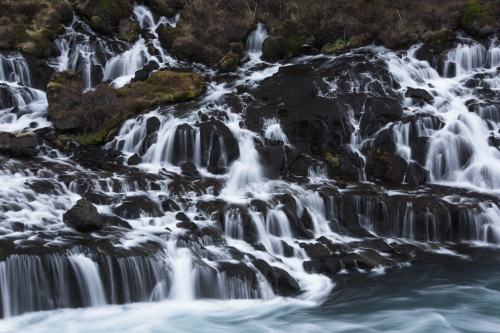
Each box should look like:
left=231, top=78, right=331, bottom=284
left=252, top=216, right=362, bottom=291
left=405, top=87, right=434, bottom=104
left=252, top=259, right=301, bottom=297
left=146, top=116, right=161, bottom=135
left=128, top=153, right=142, bottom=165
left=63, top=199, right=103, bottom=232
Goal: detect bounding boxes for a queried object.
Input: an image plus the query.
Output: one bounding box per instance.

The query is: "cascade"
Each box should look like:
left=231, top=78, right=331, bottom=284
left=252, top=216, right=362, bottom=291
left=2, top=4, right=500, bottom=322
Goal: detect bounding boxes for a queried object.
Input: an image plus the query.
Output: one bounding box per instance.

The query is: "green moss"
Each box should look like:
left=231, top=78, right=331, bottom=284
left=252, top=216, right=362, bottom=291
left=462, top=1, right=493, bottom=28
left=325, top=152, right=340, bottom=168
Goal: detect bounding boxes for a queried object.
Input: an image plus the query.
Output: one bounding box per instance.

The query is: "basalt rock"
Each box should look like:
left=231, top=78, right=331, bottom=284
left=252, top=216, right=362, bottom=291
left=198, top=121, right=240, bottom=167
left=63, top=198, right=103, bottom=232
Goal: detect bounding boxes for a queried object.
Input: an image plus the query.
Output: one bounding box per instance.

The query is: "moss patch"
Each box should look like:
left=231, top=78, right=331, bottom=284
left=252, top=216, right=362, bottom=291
left=462, top=1, right=494, bottom=29
left=47, top=70, right=205, bottom=146
left=325, top=152, right=340, bottom=168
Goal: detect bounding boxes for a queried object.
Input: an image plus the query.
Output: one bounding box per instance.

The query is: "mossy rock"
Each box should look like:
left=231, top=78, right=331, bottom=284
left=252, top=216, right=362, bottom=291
left=90, top=16, right=112, bottom=34
left=217, top=52, right=239, bottom=73
left=118, top=70, right=205, bottom=108
left=421, top=29, right=453, bottom=43
left=118, top=19, right=140, bottom=43
left=47, top=69, right=205, bottom=145
left=148, top=0, right=179, bottom=18
left=262, top=21, right=314, bottom=62
left=462, top=1, right=495, bottom=37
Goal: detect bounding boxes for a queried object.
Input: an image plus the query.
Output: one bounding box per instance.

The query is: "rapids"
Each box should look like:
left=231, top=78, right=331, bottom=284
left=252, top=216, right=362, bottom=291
left=1, top=3, right=500, bottom=331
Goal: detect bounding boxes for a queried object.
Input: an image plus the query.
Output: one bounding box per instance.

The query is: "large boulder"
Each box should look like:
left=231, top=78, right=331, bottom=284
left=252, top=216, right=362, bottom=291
left=63, top=198, right=103, bottom=232
left=461, top=1, right=495, bottom=37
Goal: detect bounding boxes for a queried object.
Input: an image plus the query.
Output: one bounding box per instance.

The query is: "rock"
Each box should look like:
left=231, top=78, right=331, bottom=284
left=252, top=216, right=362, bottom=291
left=180, top=161, right=197, bottom=172
left=336, top=179, right=347, bottom=189
left=161, top=198, right=180, bottom=212
left=63, top=199, right=103, bottom=232
left=411, top=136, right=430, bottom=166
left=364, top=148, right=408, bottom=183
left=146, top=116, right=161, bottom=135
left=462, top=2, right=495, bottom=37
left=175, top=212, right=190, bottom=223
left=150, top=182, right=161, bottom=191
left=405, top=87, right=434, bottom=104
left=207, top=165, right=228, bottom=175
left=198, top=121, right=240, bottom=167
left=100, top=214, right=132, bottom=229
left=131, top=61, right=160, bottom=82
left=128, top=153, right=142, bottom=165
left=217, top=52, right=239, bottom=72
left=405, top=161, right=429, bottom=185
left=252, top=259, right=301, bottom=297
left=118, top=18, right=141, bottom=43
left=373, top=128, right=396, bottom=155
left=176, top=221, right=198, bottom=230
left=359, top=97, right=403, bottom=137
left=114, top=196, right=162, bottom=219
left=256, top=143, right=286, bottom=179
left=53, top=115, right=83, bottom=131
left=262, top=20, right=314, bottom=62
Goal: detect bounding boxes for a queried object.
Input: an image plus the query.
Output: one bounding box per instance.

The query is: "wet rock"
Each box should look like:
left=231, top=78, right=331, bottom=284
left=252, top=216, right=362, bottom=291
left=150, top=182, right=161, bottom=191
left=256, top=142, right=286, bottom=179
left=140, top=133, right=158, bottom=155
left=180, top=160, right=200, bottom=177
left=364, top=148, right=408, bottom=183
left=146, top=116, right=161, bottom=135
left=207, top=165, right=228, bottom=175
left=405, top=87, right=434, bottom=104
left=114, top=196, right=162, bottom=219
left=198, top=121, right=240, bottom=167
left=359, top=97, right=404, bottom=137
left=100, top=214, right=132, bottom=229
left=299, top=242, right=331, bottom=259
left=373, top=128, right=397, bottom=155
left=63, top=199, right=103, bottom=232
left=217, top=52, right=239, bottom=72
left=175, top=212, right=190, bottom=223
left=336, top=179, right=347, bottom=189
left=161, top=198, right=180, bottom=212
left=128, top=153, right=142, bottom=165
left=252, top=259, right=301, bottom=297
left=411, top=136, right=430, bottom=166
left=84, top=191, right=117, bottom=205
left=176, top=221, right=199, bottom=230
left=405, top=161, right=429, bottom=185
left=131, top=61, right=160, bottom=82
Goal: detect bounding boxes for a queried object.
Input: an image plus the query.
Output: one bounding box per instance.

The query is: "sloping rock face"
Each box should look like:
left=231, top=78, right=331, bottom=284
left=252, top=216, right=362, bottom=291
left=245, top=51, right=402, bottom=157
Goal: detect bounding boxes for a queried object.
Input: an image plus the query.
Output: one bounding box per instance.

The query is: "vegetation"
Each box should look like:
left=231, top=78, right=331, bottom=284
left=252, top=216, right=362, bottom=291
left=47, top=70, right=205, bottom=145
left=325, top=152, right=340, bottom=169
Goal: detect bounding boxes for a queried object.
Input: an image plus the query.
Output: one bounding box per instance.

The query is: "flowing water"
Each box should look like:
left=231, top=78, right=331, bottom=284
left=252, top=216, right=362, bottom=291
left=1, top=4, right=500, bottom=332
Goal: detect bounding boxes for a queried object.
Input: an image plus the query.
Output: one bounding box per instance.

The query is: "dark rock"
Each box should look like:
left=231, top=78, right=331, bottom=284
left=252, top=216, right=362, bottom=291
left=411, top=136, right=430, bottom=166
left=180, top=161, right=197, bottom=172
left=146, top=116, right=161, bottom=135
left=207, top=165, right=228, bottom=175
left=405, top=161, right=429, bottom=185
left=162, top=198, right=181, bottom=212
left=128, top=153, right=142, bottom=165
left=114, top=196, right=162, bottom=219
left=63, top=199, right=103, bottom=232
left=100, top=214, right=132, bottom=229
left=150, top=182, right=161, bottom=191
left=256, top=143, right=286, bottom=179
left=198, top=121, right=240, bottom=167
left=252, top=259, right=301, bottom=297
left=175, top=212, right=190, bottom=223
left=336, top=179, right=347, bottom=189
left=405, top=87, right=434, bottom=104
left=53, top=115, right=83, bottom=131
left=359, top=97, right=403, bottom=137
left=364, top=148, right=408, bottom=183
left=373, top=128, right=396, bottom=155
left=176, top=221, right=199, bottom=230
left=262, top=20, right=314, bottom=62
